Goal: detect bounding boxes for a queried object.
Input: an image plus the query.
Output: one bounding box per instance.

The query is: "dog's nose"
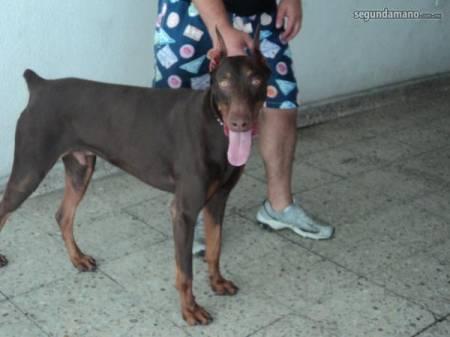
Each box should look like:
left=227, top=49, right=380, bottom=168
left=230, top=118, right=250, bottom=132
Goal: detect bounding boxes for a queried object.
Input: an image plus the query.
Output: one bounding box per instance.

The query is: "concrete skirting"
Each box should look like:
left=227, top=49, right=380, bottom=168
left=297, top=71, right=450, bottom=127
left=1, top=71, right=450, bottom=196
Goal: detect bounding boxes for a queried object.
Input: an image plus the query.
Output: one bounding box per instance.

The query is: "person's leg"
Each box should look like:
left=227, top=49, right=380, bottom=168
left=259, top=107, right=297, bottom=211
left=254, top=11, right=333, bottom=239
left=153, top=0, right=214, bottom=256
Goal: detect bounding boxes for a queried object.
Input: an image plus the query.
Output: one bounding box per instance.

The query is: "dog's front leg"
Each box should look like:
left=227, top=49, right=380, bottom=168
left=203, top=169, right=243, bottom=295
left=170, top=189, right=212, bottom=326
left=204, top=189, right=238, bottom=296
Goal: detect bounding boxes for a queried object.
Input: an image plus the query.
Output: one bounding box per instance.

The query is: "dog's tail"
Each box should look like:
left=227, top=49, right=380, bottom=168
left=23, top=69, right=44, bottom=90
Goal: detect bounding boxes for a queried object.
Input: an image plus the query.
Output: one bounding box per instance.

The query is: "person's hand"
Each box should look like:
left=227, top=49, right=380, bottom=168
left=276, top=0, right=303, bottom=42
left=215, top=25, right=254, bottom=56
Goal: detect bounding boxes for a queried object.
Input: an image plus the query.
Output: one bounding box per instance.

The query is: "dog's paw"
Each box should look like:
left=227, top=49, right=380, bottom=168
left=182, top=303, right=213, bottom=326
left=0, top=254, right=8, bottom=268
left=72, top=254, right=97, bottom=272
left=211, top=278, right=239, bottom=296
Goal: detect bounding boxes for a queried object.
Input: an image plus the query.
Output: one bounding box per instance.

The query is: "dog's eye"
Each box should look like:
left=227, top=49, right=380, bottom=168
left=219, top=79, right=231, bottom=89
left=251, top=77, right=262, bottom=86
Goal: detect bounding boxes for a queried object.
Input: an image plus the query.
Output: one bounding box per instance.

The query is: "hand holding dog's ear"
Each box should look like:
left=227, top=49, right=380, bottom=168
left=209, top=26, right=255, bottom=71
left=214, top=26, right=254, bottom=56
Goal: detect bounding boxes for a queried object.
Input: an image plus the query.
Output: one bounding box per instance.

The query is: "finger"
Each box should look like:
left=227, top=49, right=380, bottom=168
left=280, top=16, right=296, bottom=41
left=276, top=6, right=287, bottom=29
left=292, top=21, right=301, bottom=38
left=243, top=33, right=254, bottom=51
left=284, top=21, right=301, bottom=42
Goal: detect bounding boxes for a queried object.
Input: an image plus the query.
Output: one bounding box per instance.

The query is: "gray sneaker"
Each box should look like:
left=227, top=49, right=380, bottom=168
left=192, top=213, right=206, bottom=256
left=256, top=200, right=334, bottom=240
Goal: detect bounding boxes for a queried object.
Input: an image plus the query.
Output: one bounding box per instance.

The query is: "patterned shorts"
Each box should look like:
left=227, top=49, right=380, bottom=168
left=153, top=0, right=299, bottom=109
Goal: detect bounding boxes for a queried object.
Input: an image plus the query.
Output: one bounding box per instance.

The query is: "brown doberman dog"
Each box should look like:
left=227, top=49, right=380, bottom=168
left=0, top=29, right=270, bottom=325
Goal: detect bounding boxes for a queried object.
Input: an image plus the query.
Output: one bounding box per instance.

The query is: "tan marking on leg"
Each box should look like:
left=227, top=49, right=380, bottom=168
left=56, top=156, right=96, bottom=271
left=204, top=208, right=238, bottom=296
left=175, top=264, right=212, bottom=325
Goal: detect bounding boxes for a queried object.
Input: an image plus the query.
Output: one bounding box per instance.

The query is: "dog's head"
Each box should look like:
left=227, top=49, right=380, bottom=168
left=209, top=26, right=271, bottom=166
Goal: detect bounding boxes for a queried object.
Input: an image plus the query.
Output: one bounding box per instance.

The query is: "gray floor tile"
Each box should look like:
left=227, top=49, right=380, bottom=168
left=350, top=164, right=444, bottom=204
left=427, top=115, right=450, bottom=134
left=123, top=194, right=173, bottom=237
left=242, top=247, right=434, bottom=337
left=312, top=201, right=448, bottom=276
left=195, top=291, right=290, bottom=337
left=412, top=190, right=450, bottom=221
left=101, top=236, right=291, bottom=334
left=246, top=156, right=342, bottom=194
left=82, top=309, right=190, bottom=337
left=11, top=272, right=146, bottom=337
left=295, top=277, right=434, bottom=337
left=292, top=178, right=393, bottom=226
left=297, top=114, right=377, bottom=149
left=392, top=124, right=450, bottom=153
left=295, top=126, right=342, bottom=157
left=352, top=102, right=431, bottom=134
left=304, top=134, right=416, bottom=178
left=303, top=143, right=377, bottom=178
left=242, top=142, right=264, bottom=178
left=0, top=300, right=48, bottom=337
left=226, top=173, right=267, bottom=213
left=62, top=211, right=168, bottom=266
left=417, top=319, right=450, bottom=337
left=99, top=241, right=180, bottom=317
left=222, top=218, right=312, bottom=273
left=397, top=148, right=450, bottom=185
left=87, top=173, right=168, bottom=211
left=0, top=213, right=75, bottom=298
left=291, top=162, right=343, bottom=193
left=369, top=240, right=450, bottom=316
left=249, top=314, right=338, bottom=337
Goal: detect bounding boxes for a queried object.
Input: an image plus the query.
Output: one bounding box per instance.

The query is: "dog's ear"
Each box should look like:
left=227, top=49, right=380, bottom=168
left=208, top=27, right=228, bottom=72
left=215, top=27, right=228, bottom=57
left=251, top=24, right=265, bottom=62
left=252, top=24, right=261, bottom=53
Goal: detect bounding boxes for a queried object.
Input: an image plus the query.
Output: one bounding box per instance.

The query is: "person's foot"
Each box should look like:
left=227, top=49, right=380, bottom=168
left=256, top=200, right=334, bottom=240
left=192, top=214, right=206, bottom=256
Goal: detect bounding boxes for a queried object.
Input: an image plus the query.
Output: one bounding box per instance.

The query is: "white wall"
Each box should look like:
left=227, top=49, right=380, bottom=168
left=0, top=0, right=155, bottom=179
left=1, top=0, right=449, bottom=179
left=296, top=0, right=450, bottom=104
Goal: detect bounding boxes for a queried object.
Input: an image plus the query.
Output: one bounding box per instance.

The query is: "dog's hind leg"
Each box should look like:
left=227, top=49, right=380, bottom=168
left=55, top=152, right=97, bottom=272
left=0, top=149, right=57, bottom=267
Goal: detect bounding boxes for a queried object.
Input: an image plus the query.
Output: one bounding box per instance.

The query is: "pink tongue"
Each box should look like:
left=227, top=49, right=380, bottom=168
left=227, top=130, right=252, bottom=167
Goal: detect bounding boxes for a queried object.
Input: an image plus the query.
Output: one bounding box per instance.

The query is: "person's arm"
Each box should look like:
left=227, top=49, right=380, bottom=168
left=192, top=0, right=253, bottom=56
left=276, top=0, right=303, bottom=42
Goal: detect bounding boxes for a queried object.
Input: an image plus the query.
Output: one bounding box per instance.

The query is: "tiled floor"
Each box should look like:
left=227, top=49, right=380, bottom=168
left=0, top=89, right=449, bottom=336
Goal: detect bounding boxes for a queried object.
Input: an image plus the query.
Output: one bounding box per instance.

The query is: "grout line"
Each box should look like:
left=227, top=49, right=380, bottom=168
left=275, top=230, right=441, bottom=319
left=1, top=289, right=52, bottom=337
left=411, top=313, right=449, bottom=337
left=245, top=315, right=286, bottom=337
left=121, top=207, right=171, bottom=239
left=234, top=204, right=444, bottom=318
